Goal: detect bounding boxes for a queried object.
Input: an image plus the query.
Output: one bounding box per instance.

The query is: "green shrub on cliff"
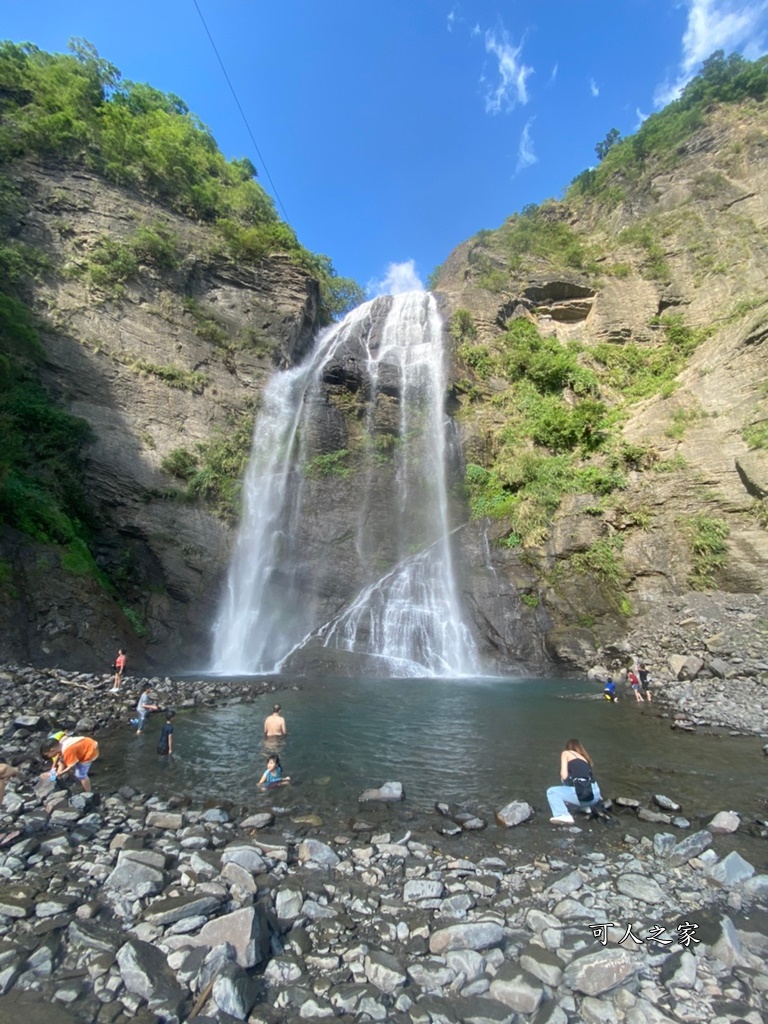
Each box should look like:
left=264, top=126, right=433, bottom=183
left=569, top=51, right=768, bottom=203
left=0, top=39, right=363, bottom=322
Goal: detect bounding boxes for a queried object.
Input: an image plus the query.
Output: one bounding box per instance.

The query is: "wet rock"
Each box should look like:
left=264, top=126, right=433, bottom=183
left=239, top=812, right=275, bottom=829
left=358, top=781, right=404, bottom=802
left=637, top=808, right=672, bottom=824
left=495, top=801, right=533, bottom=827
left=403, top=879, right=444, bottom=902
left=146, top=810, right=183, bottom=830
left=708, top=810, right=740, bottom=834
left=652, top=795, right=681, bottom=812
left=274, top=888, right=303, bottom=921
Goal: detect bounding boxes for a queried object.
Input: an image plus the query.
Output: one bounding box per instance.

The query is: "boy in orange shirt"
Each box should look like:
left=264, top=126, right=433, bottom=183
left=41, top=735, right=100, bottom=792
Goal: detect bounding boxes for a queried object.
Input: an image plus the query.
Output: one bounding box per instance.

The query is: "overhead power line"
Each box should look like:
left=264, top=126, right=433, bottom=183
left=192, top=0, right=290, bottom=223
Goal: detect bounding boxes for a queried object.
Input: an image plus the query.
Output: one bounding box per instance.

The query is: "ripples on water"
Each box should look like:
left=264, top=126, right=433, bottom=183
left=98, top=677, right=766, bottom=833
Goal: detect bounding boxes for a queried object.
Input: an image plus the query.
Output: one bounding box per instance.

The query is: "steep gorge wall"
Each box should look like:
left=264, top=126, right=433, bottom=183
left=1, top=160, right=319, bottom=670
left=437, top=106, right=768, bottom=668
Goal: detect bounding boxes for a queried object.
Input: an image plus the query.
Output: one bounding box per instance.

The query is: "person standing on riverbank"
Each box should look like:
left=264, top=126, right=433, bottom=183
left=264, top=704, right=287, bottom=738
left=547, top=738, right=603, bottom=825
left=111, top=649, right=127, bottom=693
left=41, top=735, right=99, bottom=792
left=627, top=668, right=645, bottom=702
left=638, top=663, right=653, bottom=701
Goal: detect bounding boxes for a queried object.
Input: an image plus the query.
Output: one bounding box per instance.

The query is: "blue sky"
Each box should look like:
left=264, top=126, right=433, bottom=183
left=5, top=1, right=768, bottom=294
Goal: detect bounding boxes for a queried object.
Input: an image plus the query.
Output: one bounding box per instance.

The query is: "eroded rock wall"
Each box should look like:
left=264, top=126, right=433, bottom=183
left=1, top=161, right=319, bottom=670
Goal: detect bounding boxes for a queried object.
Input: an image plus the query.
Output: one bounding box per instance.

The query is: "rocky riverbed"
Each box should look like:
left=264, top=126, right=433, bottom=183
left=0, top=652, right=766, bottom=1024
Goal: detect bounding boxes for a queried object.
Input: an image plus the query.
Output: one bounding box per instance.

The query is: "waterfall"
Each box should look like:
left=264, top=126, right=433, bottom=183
left=210, top=290, right=480, bottom=677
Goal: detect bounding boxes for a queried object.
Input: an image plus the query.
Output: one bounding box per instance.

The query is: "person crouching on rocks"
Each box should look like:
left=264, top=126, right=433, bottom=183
left=547, top=738, right=602, bottom=825
left=41, top=735, right=99, bottom=793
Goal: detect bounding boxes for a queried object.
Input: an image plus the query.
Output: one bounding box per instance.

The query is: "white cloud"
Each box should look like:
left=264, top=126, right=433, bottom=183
left=447, top=6, right=458, bottom=32
left=550, top=62, right=559, bottom=82
left=484, top=29, right=534, bottom=113
left=471, top=23, right=481, bottom=37
left=635, top=106, right=650, bottom=128
left=368, top=260, right=424, bottom=297
left=590, top=77, right=600, bottom=97
left=516, top=119, right=537, bottom=173
left=655, top=0, right=768, bottom=106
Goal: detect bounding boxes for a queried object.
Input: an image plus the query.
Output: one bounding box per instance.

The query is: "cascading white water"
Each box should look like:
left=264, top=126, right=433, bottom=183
left=210, top=290, right=479, bottom=677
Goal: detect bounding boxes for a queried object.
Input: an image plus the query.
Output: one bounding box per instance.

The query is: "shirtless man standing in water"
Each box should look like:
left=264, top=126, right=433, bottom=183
left=264, top=704, right=287, bottom=738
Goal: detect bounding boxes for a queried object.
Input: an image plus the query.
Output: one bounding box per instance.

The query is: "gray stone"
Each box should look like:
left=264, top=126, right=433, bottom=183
left=105, top=849, right=166, bottom=897
left=445, top=949, right=486, bottom=982
left=146, top=810, right=184, bottom=830
left=667, top=829, right=713, bottom=867
left=264, top=958, right=304, bottom=985
left=143, top=893, right=221, bottom=925
left=221, top=860, right=258, bottom=894
left=653, top=833, right=677, bottom=858
left=652, top=795, right=681, bottom=812
left=708, top=810, right=740, bottom=834
left=548, top=869, right=583, bottom=895
left=358, top=781, right=404, bottom=802
left=562, top=948, right=639, bottom=995
left=297, top=838, right=339, bottom=867
left=743, top=873, right=768, bottom=897
left=429, top=921, right=504, bottom=954
left=404, top=879, right=445, bottom=901
left=708, top=657, right=731, bottom=678
left=488, top=961, right=543, bottom=1014
left=637, top=808, right=672, bottom=824
left=239, top=812, right=274, bottom=829
left=662, top=949, right=697, bottom=990
left=67, top=919, right=120, bottom=953
left=197, top=906, right=270, bottom=968
left=116, top=939, right=185, bottom=1006
left=221, top=843, right=267, bottom=874
left=519, top=945, right=564, bottom=987
left=212, top=961, right=258, bottom=1020
left=708, top=850, right=755, bottom=887
left=458, top=996, right=518, bottom=1024
left=495, top=800, right=533, bottom=827
left=275, top=888, right=304, bottom=921
left=616, top=873, right=666, bottom=904
left=711, top=915, right=742, bottom=968
left=406, top=959, right=455, bottom=992
left=364, top=950, right=406, bottom=994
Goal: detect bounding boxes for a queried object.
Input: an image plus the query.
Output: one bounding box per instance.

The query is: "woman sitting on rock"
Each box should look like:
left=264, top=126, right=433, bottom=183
left=547, top=738, right=603, bottom=825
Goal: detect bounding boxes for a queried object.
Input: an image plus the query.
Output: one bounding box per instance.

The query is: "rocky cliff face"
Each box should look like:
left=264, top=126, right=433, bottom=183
left=1, top=161, right=319, bottom=670
left=436, top=104, right=768, bottom=668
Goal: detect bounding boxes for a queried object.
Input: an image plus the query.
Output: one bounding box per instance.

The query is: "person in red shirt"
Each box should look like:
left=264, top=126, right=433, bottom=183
left=111, top=649, right=127, bottom=693
left=41, top=735, right=100, bottom=792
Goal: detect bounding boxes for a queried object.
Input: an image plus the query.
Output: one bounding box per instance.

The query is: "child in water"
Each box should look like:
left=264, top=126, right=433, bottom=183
left=603, top=678, right=617, bottom=701
left=258, top=754, right=290, bottom=787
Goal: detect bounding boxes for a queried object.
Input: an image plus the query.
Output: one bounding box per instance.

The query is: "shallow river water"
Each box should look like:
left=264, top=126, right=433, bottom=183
left=97, top=676, right=767, bottom=847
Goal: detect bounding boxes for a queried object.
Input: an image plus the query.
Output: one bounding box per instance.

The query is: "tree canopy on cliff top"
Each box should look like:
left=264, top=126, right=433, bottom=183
left=569, top=50, right=768, bottom=200
left=0, top=39, right=363, bottom=322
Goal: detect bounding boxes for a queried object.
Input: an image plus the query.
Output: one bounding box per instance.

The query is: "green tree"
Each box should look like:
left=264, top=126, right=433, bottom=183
left=595, top=127, right=621, bottom=161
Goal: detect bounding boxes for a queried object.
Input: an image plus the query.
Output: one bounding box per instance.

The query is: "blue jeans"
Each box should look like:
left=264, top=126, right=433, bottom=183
left=547, top=782, right=602, bottom=818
